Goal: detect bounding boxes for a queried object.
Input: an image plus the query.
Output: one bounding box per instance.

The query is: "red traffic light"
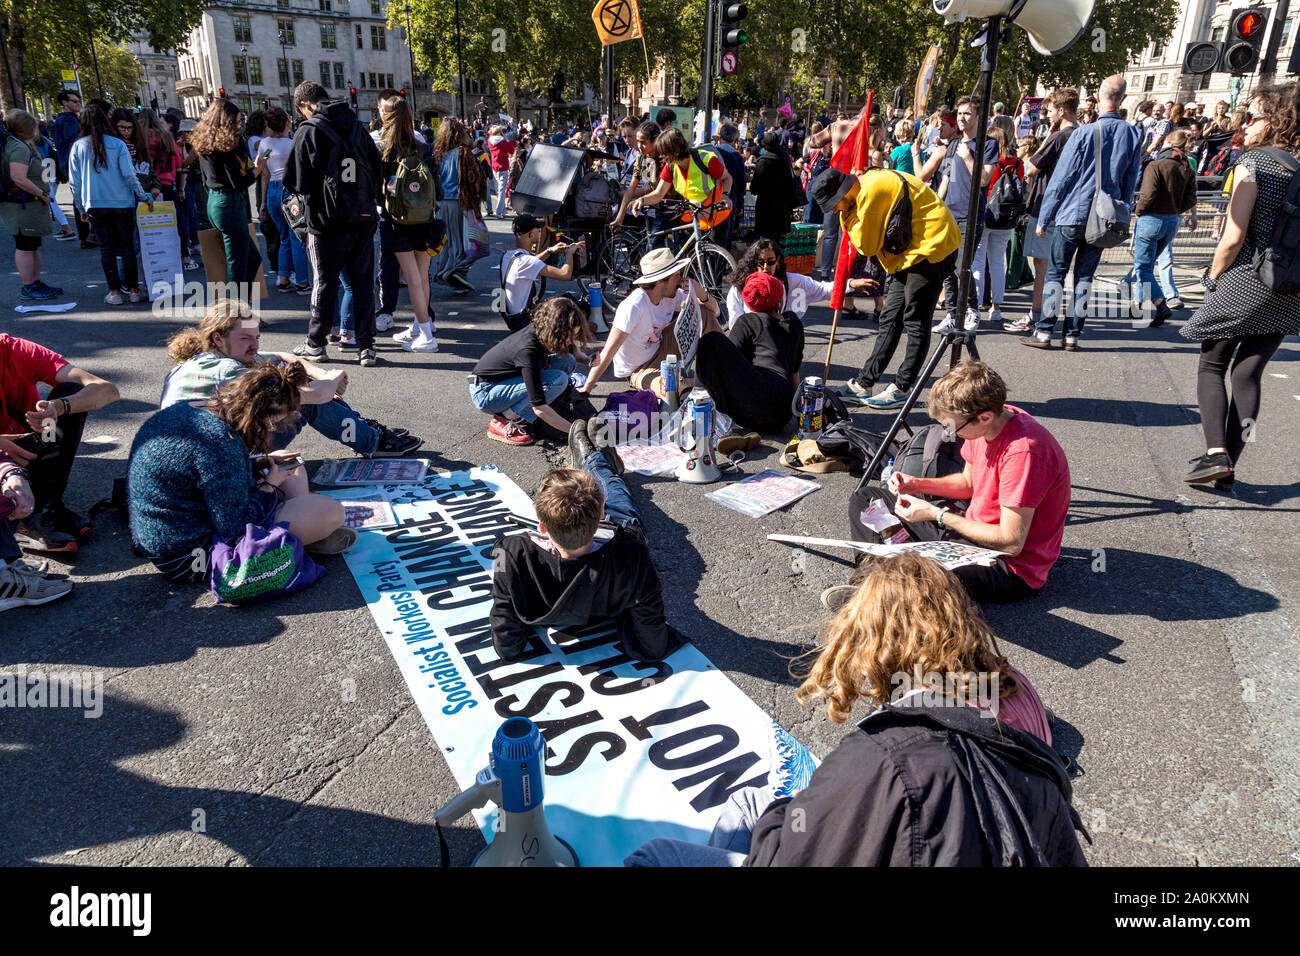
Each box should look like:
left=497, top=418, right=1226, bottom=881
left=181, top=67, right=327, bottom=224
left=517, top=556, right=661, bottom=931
left=350, top=87, right=357, bottom=95
left=1236, top=10, right=1264, bottom=35
left=399, top=89, right=407, bottom=96
left=219, top=87, right=226, bottom=97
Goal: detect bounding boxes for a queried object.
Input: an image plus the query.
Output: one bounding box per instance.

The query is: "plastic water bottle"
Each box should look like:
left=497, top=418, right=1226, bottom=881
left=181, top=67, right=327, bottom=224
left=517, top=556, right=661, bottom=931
left=880, top=457, right=895, bottom=486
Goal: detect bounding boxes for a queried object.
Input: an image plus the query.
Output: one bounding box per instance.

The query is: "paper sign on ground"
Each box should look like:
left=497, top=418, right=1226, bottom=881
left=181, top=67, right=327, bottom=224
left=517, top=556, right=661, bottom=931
left=856, top=539, right=1004, bottom=570
left=137, top=201, right=183, bottom=302
left=340, top=466, right=817, bottom=866
left=706, top=469, right=821, bottom=517
left=615, top=441, right=687, bottom=476
left=314, top=458, right=428, bottom=486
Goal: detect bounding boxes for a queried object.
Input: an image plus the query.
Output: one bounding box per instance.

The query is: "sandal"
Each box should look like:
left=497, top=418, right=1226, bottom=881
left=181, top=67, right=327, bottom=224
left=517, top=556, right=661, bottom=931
left=306, top=526, right=358, bottom=555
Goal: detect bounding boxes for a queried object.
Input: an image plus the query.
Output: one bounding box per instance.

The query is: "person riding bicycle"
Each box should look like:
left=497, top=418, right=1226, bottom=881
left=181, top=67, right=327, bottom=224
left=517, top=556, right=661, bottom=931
left=628, top=128, right=733, bottom=238
left=499, top=214, right=586, bottom=333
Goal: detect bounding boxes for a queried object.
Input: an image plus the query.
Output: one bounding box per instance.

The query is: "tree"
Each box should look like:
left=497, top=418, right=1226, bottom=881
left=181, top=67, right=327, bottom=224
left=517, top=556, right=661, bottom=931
left=25, top=37, right=142, bottom=108
left=1, top=0, right=203, bottom=110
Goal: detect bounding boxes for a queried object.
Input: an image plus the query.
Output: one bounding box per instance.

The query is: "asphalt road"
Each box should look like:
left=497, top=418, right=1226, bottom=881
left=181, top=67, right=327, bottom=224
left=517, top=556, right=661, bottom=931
left=3, top=201, right=1297, bottom=867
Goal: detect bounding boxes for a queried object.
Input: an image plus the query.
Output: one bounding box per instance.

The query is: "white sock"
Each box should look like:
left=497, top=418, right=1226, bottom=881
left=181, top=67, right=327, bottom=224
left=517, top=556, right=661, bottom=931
left=417, top=321, right=435, bottom=338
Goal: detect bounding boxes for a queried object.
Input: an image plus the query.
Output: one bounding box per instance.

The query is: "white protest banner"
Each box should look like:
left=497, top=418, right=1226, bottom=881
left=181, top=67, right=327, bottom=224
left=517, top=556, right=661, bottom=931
left=341, top=466, right=816, bottom=865
left=136, top=201, right=183, bottom=303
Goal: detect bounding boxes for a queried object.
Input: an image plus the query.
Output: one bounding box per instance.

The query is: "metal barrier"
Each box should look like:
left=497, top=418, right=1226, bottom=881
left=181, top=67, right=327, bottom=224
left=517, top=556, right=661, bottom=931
left=1099, top=185, right=1230, bottom=277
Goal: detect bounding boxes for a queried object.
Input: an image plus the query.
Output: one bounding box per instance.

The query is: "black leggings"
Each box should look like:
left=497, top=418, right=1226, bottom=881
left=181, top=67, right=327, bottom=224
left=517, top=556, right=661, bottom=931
left=87, top=207, right=138, bottom=291
left=694, top=331, right=795, bottom=433
left=1196, top=333, right=1285, bottom=463
left=24, top=382, right=88, bottom=510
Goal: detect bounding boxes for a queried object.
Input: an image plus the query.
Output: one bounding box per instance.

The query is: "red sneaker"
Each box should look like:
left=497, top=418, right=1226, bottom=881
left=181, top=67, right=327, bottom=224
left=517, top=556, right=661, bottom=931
left=487, top=415, right=534, bottom=446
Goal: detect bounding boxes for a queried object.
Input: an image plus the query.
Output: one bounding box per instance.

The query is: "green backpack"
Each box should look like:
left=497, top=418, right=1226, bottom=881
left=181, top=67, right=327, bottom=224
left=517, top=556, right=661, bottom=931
left=385, top=148, right=439, bottom=225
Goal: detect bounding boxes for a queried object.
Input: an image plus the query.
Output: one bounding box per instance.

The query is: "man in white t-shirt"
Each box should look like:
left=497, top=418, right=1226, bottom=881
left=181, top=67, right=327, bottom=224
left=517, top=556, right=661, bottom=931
left=580, top=248, right=722, bottom=393
left=498, top=214, right=585, bottom=330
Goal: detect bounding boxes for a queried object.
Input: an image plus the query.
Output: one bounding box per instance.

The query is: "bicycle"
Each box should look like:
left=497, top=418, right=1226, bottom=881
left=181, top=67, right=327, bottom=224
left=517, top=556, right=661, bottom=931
left=598, top=199, right=736, bottom=324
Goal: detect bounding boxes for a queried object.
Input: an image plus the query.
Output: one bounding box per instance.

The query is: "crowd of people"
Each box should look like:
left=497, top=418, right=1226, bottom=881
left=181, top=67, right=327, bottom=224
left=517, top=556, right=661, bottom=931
left=4, top=72, right=1298, bottom=866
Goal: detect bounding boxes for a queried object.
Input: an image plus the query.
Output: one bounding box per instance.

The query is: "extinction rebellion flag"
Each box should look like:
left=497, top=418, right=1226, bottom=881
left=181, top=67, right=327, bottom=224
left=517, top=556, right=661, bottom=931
left=592, top=0, right=643, bottom=46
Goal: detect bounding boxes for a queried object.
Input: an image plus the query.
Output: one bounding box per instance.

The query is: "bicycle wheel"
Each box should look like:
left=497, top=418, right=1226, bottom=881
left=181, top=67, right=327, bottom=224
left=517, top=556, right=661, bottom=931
left=688, top=242, right=736, bottom=302
left=599, top=231, right=643, bottom=325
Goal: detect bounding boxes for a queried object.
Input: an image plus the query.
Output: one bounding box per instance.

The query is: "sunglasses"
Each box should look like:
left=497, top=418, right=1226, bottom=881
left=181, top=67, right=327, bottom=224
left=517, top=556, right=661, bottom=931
left=757, top=257, right=779, bottom=267
left=1244, top=111, right=1264, bottom=126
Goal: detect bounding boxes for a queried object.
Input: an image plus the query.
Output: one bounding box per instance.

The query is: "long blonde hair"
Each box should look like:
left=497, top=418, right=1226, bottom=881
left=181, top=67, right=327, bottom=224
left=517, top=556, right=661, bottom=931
left=795, top=552, right=1019, bottom=723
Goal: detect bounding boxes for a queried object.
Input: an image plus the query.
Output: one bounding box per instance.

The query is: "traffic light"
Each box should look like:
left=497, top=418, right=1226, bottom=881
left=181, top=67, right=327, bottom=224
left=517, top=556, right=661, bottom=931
left=399, top=88, right=407, bottom=98
left=720, top=3, right=749, bottom=54
left=218, top=87, right=226, bottom=98
left=349, top=86, right=358, bottom=108
left=1223, top=6, right=1269, bottom=74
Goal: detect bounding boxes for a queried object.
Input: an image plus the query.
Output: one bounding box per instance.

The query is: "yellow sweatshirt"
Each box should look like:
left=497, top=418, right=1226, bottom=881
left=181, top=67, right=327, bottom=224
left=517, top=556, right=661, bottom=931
left=841, top=168, right=961, bottom=273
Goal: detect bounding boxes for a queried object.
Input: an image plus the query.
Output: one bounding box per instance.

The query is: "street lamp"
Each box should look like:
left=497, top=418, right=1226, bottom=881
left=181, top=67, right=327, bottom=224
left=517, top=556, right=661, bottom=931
left=404, top=2, right=418, bottom=117
left=279, top=30, right=292, bottom=110
left=454, top=0, right=465, bottom=121
left=240, top=43, right=253, bottom=110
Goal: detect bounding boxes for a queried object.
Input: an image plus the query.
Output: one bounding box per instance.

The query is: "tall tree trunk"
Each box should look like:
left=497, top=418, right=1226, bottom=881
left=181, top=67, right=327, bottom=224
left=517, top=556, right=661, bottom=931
left=500, top=60, right=516, bottom=120
left=1, top=0, right=26, bottom=111
left=931, top=21, right=962, bottom=111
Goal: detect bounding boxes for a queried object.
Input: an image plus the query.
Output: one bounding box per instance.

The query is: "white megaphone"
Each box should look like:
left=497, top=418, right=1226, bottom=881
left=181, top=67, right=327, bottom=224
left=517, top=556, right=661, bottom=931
left=434, top=717, right=578, bottom=867
left=675, top=391, right=723, bottom=484
left=932, top=0, right=1095, bottom=56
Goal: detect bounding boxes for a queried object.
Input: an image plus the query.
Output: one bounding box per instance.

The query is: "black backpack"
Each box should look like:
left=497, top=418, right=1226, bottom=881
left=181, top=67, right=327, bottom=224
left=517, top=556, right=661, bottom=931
left=881, top=169, right=913, bottom=255
left=896, top=422, right=968, bottom=520
left=0, top=120, right=17, bottom=199
left=985, top=164, right=1028, bottom=229
left=314, top=118, right=379, bottom=227
left=1253, top=147, right=1300, bottom=294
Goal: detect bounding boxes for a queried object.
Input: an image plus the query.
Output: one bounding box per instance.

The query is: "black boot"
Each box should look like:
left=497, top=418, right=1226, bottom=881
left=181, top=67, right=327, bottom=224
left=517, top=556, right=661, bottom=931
left=587, top=417, right=625, bottom=475
left=567, top=419, right=597, bottom=469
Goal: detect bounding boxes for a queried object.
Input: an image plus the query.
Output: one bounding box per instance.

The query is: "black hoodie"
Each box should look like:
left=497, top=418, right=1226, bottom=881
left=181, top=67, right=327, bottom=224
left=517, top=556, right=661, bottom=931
left=745, top=695, right=1089, bottom=867
left=282, top=99, right=382, bottom=235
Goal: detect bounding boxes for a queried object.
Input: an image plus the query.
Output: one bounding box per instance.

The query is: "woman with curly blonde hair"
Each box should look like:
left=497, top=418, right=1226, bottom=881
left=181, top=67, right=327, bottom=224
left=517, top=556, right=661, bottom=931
left=626, top=551, right=1083, bottom=868
left=192, top=98, right=262, bottom=288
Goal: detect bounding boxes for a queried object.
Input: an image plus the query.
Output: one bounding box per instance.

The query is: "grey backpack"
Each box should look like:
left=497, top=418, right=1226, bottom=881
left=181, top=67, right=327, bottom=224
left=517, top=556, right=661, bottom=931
left=1085, top=122, right=1131, bottom=249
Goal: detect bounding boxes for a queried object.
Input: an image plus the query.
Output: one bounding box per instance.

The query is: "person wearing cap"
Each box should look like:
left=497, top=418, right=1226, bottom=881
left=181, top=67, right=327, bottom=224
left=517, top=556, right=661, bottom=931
left=694, top=271, right=805, bottom=434
left=814, top=166, right=960, bottom=410
left=579, top=247, right=723, bottom=395
left=498, top=215, right=587, bottom=333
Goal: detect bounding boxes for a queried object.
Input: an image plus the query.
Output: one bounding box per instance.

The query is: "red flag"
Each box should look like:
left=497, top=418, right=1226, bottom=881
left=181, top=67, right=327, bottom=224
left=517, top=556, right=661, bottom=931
left=829, top=90, right=873, bottom=311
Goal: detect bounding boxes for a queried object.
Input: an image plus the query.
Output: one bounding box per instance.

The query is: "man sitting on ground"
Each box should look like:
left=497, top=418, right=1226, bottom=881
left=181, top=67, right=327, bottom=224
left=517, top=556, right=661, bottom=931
left=579, top=248, right=723, bottom=395
left=490, top=420, right=685, bottom=663
left=498, top=215, right=586, bottom=333
left=160, top=300, right=421, bottom=457
left=881, top=361, right=1070, bottom=603
left=0, top=332, right=120, bottom=552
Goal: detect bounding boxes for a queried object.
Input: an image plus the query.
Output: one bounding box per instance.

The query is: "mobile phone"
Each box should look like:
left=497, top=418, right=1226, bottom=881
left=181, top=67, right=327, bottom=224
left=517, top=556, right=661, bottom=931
left=12, top=431, right=60, bottom=462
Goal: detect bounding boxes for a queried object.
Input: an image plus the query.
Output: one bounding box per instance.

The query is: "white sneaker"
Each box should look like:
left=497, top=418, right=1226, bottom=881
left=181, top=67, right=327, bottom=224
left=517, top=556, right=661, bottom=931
left=392, top=326, right=416, bottom=343
left=964, top=308, right=980, bottom=331
left=933, top=312, right=958, bottom=334
left=375, top=312, right=394, bottom=332
left=988, top=308, right=1002, bottom=325
left=129, top=289, right=148, bottom=304
left=402, top=334, right=439, bottom=353
left=104, top=291, right=124, bottom=306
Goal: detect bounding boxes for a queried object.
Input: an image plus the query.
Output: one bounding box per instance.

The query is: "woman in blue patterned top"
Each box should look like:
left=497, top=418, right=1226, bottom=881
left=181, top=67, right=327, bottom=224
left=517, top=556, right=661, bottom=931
left=128, top=364, right=348, bottom=581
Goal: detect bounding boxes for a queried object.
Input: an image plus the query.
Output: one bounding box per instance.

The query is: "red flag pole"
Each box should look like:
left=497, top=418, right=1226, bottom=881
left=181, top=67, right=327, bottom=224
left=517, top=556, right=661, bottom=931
left=822, top=89, right=873, bottom=383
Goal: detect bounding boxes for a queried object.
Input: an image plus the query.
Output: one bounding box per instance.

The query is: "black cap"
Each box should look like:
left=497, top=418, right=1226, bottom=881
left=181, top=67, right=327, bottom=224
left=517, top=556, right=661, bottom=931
left=812, top=168, right=856, bottom=216
left=513, top=214, right=544, bottom=235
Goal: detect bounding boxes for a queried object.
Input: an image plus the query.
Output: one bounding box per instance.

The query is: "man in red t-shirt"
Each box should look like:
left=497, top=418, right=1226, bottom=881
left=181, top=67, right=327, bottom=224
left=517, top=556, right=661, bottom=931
left=0, top=333, right=121, bottom=552
left=889, top=361, right=1070, bottom=602
left=486, top=124, right=518, bottom=217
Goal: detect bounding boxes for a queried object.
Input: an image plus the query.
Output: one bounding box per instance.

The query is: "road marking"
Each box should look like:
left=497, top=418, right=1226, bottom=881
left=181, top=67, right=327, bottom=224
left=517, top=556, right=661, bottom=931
left=448, top=312, right=459, bottom=316
left=1269, top=372, right=1288, bottom=378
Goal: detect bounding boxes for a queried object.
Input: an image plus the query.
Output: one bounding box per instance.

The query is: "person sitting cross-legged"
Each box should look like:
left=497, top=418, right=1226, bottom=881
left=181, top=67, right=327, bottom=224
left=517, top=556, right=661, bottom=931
left=129, top=363, right=353, bottom=583
left=160, top=300, right=422, bottom=457
left=0, top=451, right=74, bottom=611
left=489, top=419, right=686, bottom=663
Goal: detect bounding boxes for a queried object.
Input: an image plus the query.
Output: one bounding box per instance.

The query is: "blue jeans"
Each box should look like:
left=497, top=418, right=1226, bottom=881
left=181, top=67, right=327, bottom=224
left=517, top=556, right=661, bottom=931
left=1037, top=224, right=1104, bottom=338
left=623, top=785, right=776, bottom=867
left=583, top=450, right=639, bottom=533
left=273, top=397, right=380, bottom=455
left=266, top=180, right=311, bottom=285
left=492, top=168, right=510, bottom=215
left=335, top=266, right=354, bottom=337
left=1156, top=231, right=1179, bottom=299
left=1125, top=213, right=1179, bottom=303
left=468, top=354, right=576, bottom=422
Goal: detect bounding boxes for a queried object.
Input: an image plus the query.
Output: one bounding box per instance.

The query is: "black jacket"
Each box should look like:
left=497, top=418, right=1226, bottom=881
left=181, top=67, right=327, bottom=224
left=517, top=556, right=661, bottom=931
left=746, top=696, right=1089, bottom=866
left=749, top=149, right=794, bottom=239
left=281, top=99, right=382, bottom=235
left=490, top=528, right=686, bottom=663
